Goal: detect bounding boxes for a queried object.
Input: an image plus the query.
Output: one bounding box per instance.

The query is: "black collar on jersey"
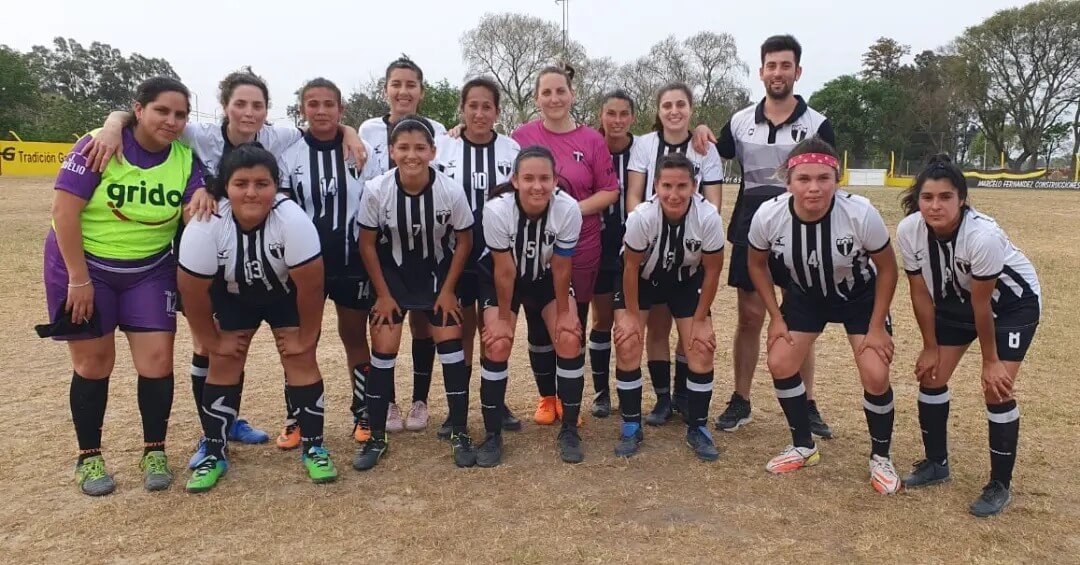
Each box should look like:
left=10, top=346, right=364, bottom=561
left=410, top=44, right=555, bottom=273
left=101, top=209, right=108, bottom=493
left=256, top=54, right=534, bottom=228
left=514, top=190, right=552, bottom=221
left=395, top=166, right=436, bottom=197
left=609, top=133, right=634, bottom=157
left=659, top=132, right=693, bottom=149
left=461, top=130, right=498, bottom=148
left=788, top=192, right=836, bottom=226
left=303, top=129, right=344, bottom=151
left=754, top=95, right=809, bottom=127
left=220, top=122, right=264, bottom=152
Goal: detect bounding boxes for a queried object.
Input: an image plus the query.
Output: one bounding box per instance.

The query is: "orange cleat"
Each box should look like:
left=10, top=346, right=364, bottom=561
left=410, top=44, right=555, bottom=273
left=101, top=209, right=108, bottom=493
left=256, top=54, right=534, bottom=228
left=276, top=423, right=301, bottom=450
left=534, top=396, right=558, bottom=425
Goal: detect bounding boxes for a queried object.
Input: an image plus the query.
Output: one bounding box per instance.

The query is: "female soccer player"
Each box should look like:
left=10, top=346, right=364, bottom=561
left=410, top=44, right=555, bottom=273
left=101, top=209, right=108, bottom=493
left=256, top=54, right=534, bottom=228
left=84, top=68, right=367, bottom=458
left=278, top=78, right=381, bottom=446
left=354, top=117, right=475, bottom=469
left=748, top=137, right=900, bottom=494
left=589, top=90, right=635, bottom=418
left=179, top=144, right=335, bottom=492
left=46, top=77, right=205, bottom=495
left=625, top=84, right=724, bottom=426
left=612, top=153, right=723, bottom=461
left=478, top=146, right=583, bottom=465
left=433, top=76, right=522, bottom=439
left=359, top=56, right=449, bottom=433
left=511, top=65, right=620, bottom=426
left=897, top=156, right=1041, bottom=517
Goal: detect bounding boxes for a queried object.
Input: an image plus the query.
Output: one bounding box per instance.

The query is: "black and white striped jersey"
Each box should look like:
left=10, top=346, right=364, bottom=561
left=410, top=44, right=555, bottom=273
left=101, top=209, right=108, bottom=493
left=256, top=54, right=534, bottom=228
left=748, top=191, right=889, bottom=301
left=178, top=194, right=321, bottom=305
left=628, top=132, right=724, bottom=201
left=719, top=96, right=834, bottom=244
left=602, top=135, right=634, bottom=228
left=181, top=122, right=301, bottom=182
left=359, top=115, right=447, bottom=176
left=624, top=194, right=724, bottom=282
left=897, top=208, right=1041, bottom=323
left=356, top=167, right=473, bottom=278
left=482, top=190, right=582, bottom=282
left=277, top=131, right=379, bottom=276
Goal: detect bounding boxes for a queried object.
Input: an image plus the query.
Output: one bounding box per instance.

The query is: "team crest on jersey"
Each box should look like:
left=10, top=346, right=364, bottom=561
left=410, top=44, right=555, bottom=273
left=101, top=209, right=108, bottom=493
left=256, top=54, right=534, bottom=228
left=955, top=258, right=972, bottom=275
left=269, top=242, right=285, bottom=260
left=791, top=124, right=809, bottom=143
left=685, top=238, right=702, bottom=252
left=436, top=209, right=452, bottom=225
left=497, top=161, right=512, bottom=176
left=543, top=230, right=557, bottom=245
left=773, top=236, right=786, bottom=248
left=572, top=151, right=585, bottom=162
left=835, top=235, right=854, bottom=256
left=348, top=164, right=362, bottom=180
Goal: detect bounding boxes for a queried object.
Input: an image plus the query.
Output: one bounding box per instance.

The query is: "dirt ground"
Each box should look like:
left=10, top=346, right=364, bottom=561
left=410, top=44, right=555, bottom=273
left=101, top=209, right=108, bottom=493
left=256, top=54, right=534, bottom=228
left=0, top=177, right=1077, bottom=564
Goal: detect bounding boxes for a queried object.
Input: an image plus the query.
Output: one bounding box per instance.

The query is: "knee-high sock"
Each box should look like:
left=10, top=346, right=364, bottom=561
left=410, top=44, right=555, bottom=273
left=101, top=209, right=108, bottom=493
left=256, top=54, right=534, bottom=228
left=686, top=369, right=714, bottom=428
left=774, top=373, right=813, bottom=449
left=615, top=368, right=643, bottom=424
left=368, top=352, right=397, bottom=438
left=647, top=360, right=671, bottom=397
left=70, top=372, right=109, bottom=462
left=588, top=330, right=612, bottom=399
left=411, top=336, right=435, bottom=403
left=190, top=353, right=208, bottom=412
left=674, top=354, right=689, bottom=397
left=556, top=354, right=585, bottom=428
left=199, top=382, right=241, bottom=459
left=350, top=363, right=371, bottom=421
left=480, top=358, right=508, bottom=435
left=988, top=400, right=1020, bottom=488
left=138, top=374, right=174, bottom=453
left=289, top=381, right=325, bottom=451
left=918, top=386, right=950, bottom=464
left=438, top=340, right=469, bottom=431
left=527, top=311, right=556, bottom=397
left=863, top=387, right=895, bottom=458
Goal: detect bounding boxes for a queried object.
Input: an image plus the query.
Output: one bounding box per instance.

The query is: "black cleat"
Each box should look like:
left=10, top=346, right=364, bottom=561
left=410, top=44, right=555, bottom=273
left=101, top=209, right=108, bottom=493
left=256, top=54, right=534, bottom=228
left=686, top=426, right=720, bottom=462
left=557, top=426, right=585, bottom=464
left=437, top=416, right=452, bottom=440
left=502, top=406, right=522, bottom=432
left=969, top=480, right=1012, bottom=517
left=476, top=433, right=504, bottom=468
left=902, top=459, right=951, bottom=488
left=450, top=432, right=477, bottom=468
left=714, top=392, right=752, bottom=432
left=352, top=435, right=388, bottom=471
left=591, top=390, right=612, bottom=418
left=644, top=394, right=673, bottom=426
left=807, top=400, right=834, bottom=439
left=614, top=423, right=644, bottom=457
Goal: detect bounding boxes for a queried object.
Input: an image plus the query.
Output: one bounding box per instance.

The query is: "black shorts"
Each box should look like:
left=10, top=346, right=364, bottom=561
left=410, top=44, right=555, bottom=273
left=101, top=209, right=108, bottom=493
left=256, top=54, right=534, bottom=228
left=935, top=301, right=1039, bottom=362
left=727, top=244, right=790, bottom=292
left=599, top=223, right=625, bottom=272
left=594, top=267, right=620, bottom=296
left=780, top=288, right=889, bottom=336
left=211, top=286, right=299, bottom=332
left=478, top=270, right=557, bottom=316
left=612, top=273, right=705, bottom=319
left=456, top=270, right=480, bottom=307
left=326, top=274, right=372, bottom=311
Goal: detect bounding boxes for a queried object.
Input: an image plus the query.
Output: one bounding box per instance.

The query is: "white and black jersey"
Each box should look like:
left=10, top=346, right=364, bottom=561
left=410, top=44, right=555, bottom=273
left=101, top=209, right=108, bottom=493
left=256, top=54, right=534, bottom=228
left=897, top=208, right=1041, bottom=323
left=482, top=190, right=582, bottom=282
left=277, top=131, right=379, bottom=276
left=178, top=194, right=321, bottom=305
left=624, top=194, right=724, bottom=282
left=602, top=135, right=634, bottom=228
left=182, top=122, right=301, bottom=183
left=357, top=167, right=473, bottom=277
left=628, top=132, right=723, bottom=200
left=749, top=191, right=889, bottom=302
left=720, top=96, right=834, bottom=244
left=359, top=115, right=447, bottom=176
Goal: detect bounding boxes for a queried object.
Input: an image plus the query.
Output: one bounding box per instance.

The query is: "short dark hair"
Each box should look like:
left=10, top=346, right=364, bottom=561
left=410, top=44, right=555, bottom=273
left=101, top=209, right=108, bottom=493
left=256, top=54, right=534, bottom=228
left=489, top=145, right=557, bottom=200
left=218, top=67, right=269, bottom=109
left=127, top=76, right=190, bottom=128
left=298, top=77, right=342, bottom=107
left=389, top=114, right=434, bottom=146
left=781, top=136, right=840, bottom=181
left=901, top=154, right=969, bottom=216
left=385, top=55, right=424, bottom=88
left=214, top=143, right=279, bottom=199
left=460, top=76, right=501, bottom=110
left=654, top=152, right=697, bottom=185
left=761, top=34, right=802, bottom=65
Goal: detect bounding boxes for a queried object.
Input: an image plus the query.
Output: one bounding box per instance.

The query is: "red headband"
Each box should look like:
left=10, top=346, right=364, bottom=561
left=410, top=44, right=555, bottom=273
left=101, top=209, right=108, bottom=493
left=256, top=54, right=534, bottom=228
left=787, top=152, right=839, bottom=171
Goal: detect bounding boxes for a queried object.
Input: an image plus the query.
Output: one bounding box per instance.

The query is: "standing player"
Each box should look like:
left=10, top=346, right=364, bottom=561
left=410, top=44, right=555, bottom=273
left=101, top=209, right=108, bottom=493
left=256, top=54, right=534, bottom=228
left=512, top=65, right=620, bottom=427
left=278, top=78, right=381, bottom=447
left=354, top=118, right=476, bottom=469
left=45, top=77, right=205, bottom=495
left=359, top=56, right=449, bottom=433
left=626, top=83, right=724, bottom=426
left=693, top=35, right=835, bottom=437
left=433, top=77, right=522, bottom=439
left=179, top=144, right=336, bottom=492
left=748, top=138, right=900, bottom=494
left=897, top=156, right=1040, bottom=517
left=477, top=146, right=584, bottom=465
left=612, top=153, right=724, bottom=461
left=590, top=90, right=636, bottom=418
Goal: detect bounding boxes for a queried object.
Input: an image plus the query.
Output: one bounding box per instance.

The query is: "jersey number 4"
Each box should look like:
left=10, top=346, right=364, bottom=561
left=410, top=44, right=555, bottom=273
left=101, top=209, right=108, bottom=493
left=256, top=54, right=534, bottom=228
left=807, top=250, right=820, bottom=268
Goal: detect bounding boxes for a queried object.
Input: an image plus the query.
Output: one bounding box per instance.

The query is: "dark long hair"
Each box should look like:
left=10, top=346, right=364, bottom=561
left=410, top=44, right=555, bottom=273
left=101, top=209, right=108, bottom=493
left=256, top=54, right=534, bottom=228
left=213, top=142, right=278, bottom=199
left=488, top=145, right=557, bottom=200
left=597, top=89, right=636, bottom=136
left=901, top=154, right=969, bottom=216
left=218, top=67, right=269, bottom=119
left=125, top=76, right=190, bottom=128
left=652, top=82, right=694, bottom=132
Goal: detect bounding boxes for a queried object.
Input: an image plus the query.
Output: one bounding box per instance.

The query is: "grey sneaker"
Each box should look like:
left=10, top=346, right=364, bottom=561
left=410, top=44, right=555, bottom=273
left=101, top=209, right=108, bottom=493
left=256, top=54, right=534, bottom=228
left=686, top=426, right=720, bottom=462
left=353, top=435, right=389, bottom=471
left=139, top=450, right=174, bottom=491
left=476, top=433, right=503, bottom=468
left=614, top=423, right=644, bottom=458
left=75, top=455, right=116, bottom=496
left=969, top=480, right=1012, bottom=517
left=557, top=427, right=585, bottom=464
left=903, top=459, right=951, bottom=488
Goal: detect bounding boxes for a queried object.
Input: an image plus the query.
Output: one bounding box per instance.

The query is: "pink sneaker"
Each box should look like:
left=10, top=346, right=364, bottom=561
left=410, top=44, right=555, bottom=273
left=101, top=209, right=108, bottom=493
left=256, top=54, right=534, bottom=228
left=386, top=403, right=405, bottom=433
left=405, top=400, right=429, bottom=431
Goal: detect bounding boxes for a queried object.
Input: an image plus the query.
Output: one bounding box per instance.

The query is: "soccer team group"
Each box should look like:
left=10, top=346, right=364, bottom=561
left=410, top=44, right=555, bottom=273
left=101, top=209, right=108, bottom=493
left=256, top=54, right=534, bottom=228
left=43, top=34, right=1041, bottom=517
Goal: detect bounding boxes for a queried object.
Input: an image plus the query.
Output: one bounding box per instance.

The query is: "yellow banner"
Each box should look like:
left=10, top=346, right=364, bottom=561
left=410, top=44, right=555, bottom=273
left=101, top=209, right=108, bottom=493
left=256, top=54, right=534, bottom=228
left=0, top=141, right=75, bottom=177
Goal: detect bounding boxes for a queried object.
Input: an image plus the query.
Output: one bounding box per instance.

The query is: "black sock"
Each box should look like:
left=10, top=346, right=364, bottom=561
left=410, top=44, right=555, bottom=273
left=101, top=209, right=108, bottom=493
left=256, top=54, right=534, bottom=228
left=234, top=370, right=245, bottom=415
left=350, top=363, right=370, bottom=421
left=199, top=382, right=241, bottom=459
left=863, top=387, right=895, bottom=458
left=988, top=400, right=1020, bottom=488
left=368, top=351, right=396, bottom=438
left=556, top=354, right=585, bottom=429
left=138, top=374, right=174, bottom=454
left=774, top=373, right=813, bottom=449
left=190, top=353, right=208, bottom=412
left=674, top=354, right=689, bottom=397
left=647, top=360, right=671, bottom=396
left=480, top=358, right=508, bottom=435
left=527, top=311, right=557, bottom=397
left=918, top=386, right=950, bottom=465
left=288, top=381, right=325, bottom=451
left=412, top=336, right=435, bottom=403
left=588, top=330, right=611, bottom=399
left=438, top=339, right=469, bottom=431
left=283, top=372, right=296, bottom=425
left=686, top=369, right=713, bottom=428
left=70, top=372, right=109, bottom=462
left=615, top=368, right=643, bottom=424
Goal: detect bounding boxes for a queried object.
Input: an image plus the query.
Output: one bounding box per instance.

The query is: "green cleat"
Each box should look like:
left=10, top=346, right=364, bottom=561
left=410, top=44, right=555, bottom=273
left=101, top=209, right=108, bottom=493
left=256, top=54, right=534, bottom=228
left=302, top=446, right=338, bottom=484
left=139, top=450, right=174, bottom=492
left=186, top=456, right=228, bottom=493
left=75, top=455, right=116, bottom=496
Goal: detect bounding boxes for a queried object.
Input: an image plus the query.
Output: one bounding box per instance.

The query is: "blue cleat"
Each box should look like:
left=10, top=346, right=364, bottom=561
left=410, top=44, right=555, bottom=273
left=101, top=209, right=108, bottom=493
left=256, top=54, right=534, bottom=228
left=228, top=418, right=270, bottom=444
left=188, top=437, right=210, bottom=470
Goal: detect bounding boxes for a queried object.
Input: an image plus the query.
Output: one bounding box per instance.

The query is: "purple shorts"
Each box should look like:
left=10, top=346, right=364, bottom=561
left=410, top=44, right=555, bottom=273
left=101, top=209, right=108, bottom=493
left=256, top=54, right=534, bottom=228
left=571, top=244, right=601, bottom=304
left=43, top=231, right=178, bottom=340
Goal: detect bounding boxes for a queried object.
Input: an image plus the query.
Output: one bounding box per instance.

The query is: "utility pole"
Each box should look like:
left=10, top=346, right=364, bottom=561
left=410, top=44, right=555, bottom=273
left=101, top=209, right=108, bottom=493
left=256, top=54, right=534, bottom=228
left=555, top=0, right=569, bottom=60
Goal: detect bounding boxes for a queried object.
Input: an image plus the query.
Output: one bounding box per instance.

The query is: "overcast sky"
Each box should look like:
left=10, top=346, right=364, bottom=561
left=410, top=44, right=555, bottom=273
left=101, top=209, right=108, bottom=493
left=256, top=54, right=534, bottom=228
left=2, top=0, right=1031, bottom=124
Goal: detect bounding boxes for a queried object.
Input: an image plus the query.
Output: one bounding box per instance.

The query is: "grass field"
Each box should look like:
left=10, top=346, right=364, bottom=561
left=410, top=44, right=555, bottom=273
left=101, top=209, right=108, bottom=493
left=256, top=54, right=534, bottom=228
left=0, top=178, right=1077, bottom=564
